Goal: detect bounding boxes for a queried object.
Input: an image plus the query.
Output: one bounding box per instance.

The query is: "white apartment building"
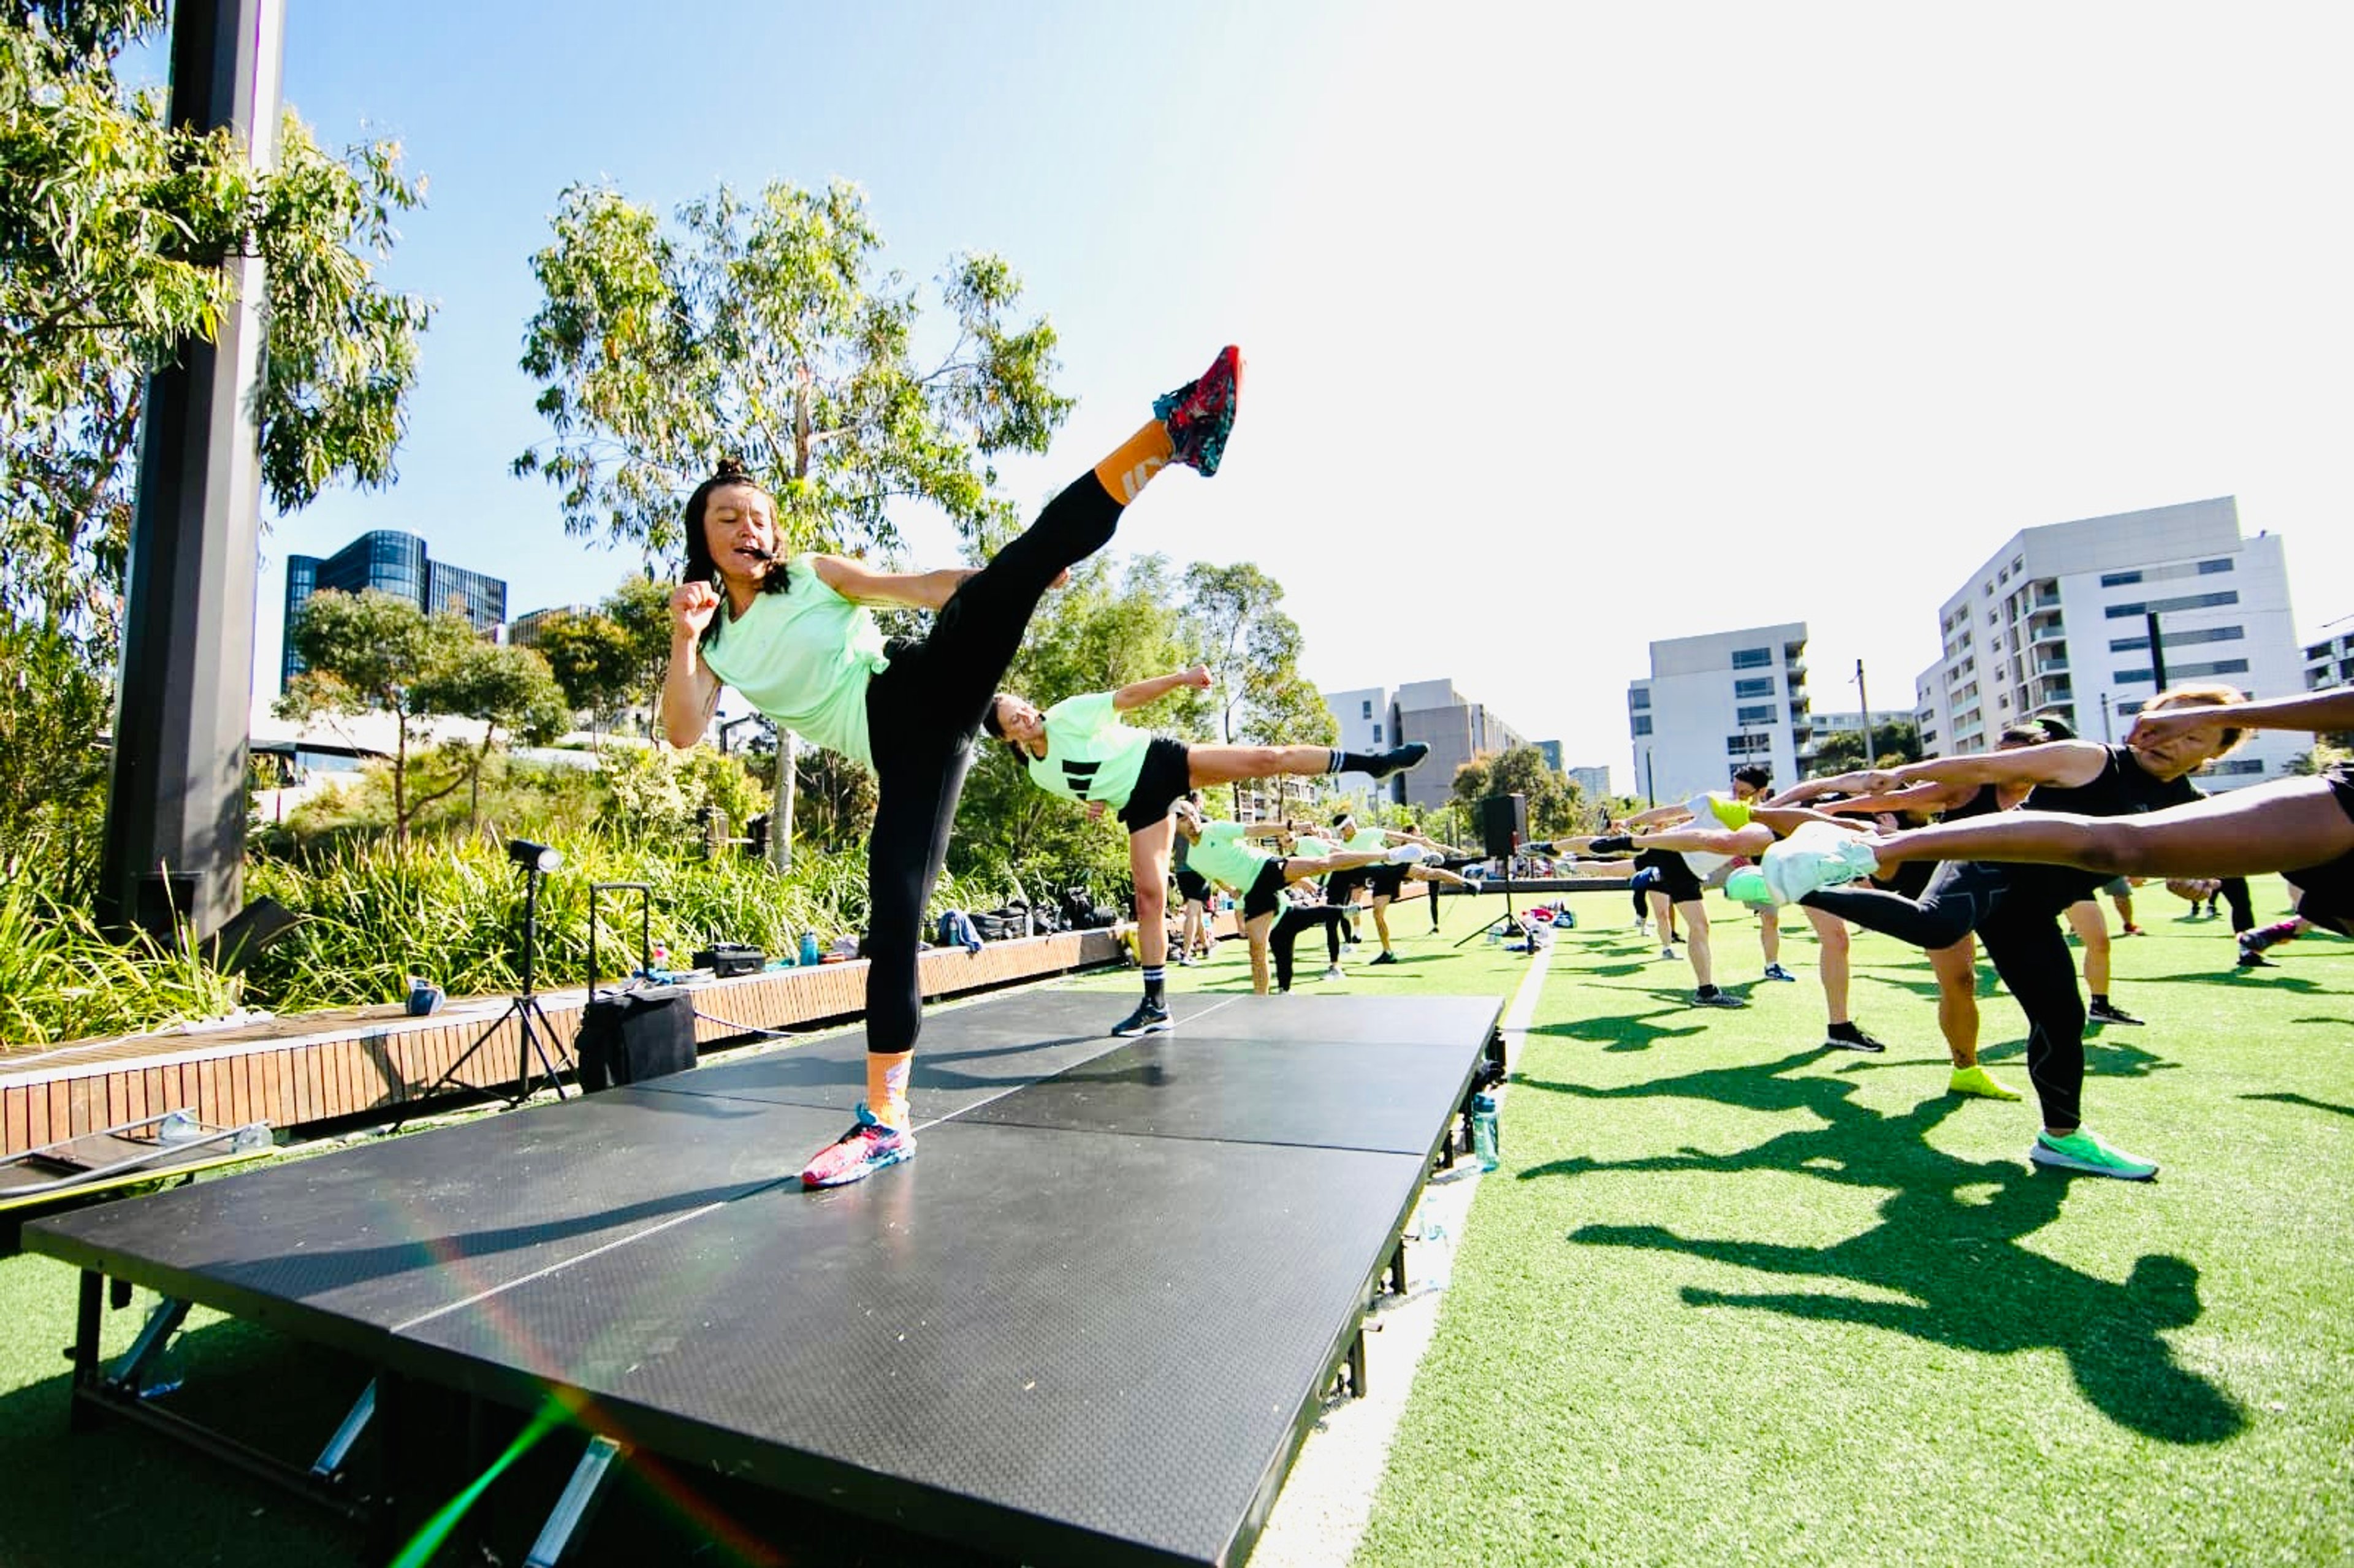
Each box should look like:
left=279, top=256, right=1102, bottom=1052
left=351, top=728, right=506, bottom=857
left=1565, top=764, right=1613, bottom=800
left=1627, top=622, right=1811, bottom=803
left=1322, top=684, right=1401, bottom=805
left=1912, top=498, right=2304, bottom=787
left=2303, top=624, right=2354, bottom=692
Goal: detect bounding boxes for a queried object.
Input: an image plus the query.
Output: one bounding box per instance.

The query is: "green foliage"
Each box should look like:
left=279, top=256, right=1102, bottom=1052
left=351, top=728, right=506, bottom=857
left=1179, top=561, right=1334, bottom=748
left=514, top=177, right=1073, bottom=563
left=0, top=876, right=244, bottom=1047
left=0, top=2, right=432, bottom=643
left=1807, top=718, right=1924, bottom=778
left=1450, top=744, right=1587, bottom=839
left=0, top=615, right=110, bottom=889
left=526, top=609, right=637, bottom=726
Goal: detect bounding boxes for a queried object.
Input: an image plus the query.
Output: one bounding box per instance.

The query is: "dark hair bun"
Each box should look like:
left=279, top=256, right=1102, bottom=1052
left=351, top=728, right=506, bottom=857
left=713, top=457, right=750, bottom=483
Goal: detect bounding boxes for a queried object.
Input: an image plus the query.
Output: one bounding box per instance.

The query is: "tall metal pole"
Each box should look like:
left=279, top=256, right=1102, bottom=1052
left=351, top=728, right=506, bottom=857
left=2146, top=612, right=2169, bottom=691
left=1644, top=748, right=1656, bottom=808
left=1855, top=659, right=1875, bottom=768
left=97, top=0, right=287, bottom=942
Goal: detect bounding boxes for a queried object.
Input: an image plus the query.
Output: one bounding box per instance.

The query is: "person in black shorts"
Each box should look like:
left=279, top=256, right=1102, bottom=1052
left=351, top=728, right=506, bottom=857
left=1327, top=812, right=1474, bottom=964
left=1171, top=790, right=1214, bottom=964
left=1169, top=803, right=1424, bottom=995
left=986, top=674, right=1427, bottom=1035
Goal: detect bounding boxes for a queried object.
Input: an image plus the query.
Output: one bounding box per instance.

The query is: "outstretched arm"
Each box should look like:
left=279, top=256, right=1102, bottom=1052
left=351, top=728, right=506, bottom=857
left=2130, top=689, right=2354, bottom=745
left=809, top=554, right=976, bottom=611
left=1113, top=663, right=1213, bottom=711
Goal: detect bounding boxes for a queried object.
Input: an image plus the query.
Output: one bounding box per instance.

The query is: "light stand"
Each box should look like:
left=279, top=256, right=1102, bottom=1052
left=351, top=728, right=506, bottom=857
left=414, top=841, right=574, bottom=1113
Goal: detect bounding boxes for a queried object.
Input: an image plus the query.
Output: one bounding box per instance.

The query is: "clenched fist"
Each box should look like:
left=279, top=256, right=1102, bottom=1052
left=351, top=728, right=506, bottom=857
left=672, top=580, right=721, bottom=640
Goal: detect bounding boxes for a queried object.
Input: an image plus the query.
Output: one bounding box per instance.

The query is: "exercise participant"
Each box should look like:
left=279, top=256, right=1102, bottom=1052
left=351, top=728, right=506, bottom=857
left=1762, top=687, right=2252, bottom=1180
left=1171, top=790, right=1214, bottom=964
left=1171, top=803, right=1428, bottom=994
left=986, top=671, right=1426, bottom=1035
left=664, top=347, right=1241, bottom=1187
left=1329, top=812, right=1474, bottom=965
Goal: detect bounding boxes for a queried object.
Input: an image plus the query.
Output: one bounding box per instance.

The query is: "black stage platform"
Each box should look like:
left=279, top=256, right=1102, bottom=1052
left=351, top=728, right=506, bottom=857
left=28, top=989, right=1501, bottom=1568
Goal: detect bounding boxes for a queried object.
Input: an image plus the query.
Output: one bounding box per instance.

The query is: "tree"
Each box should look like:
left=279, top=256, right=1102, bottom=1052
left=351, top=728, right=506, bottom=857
left=1450, top=745, right=1585, bottom=841
left=513, top=178, right=1072, bottom=564
left=1806, top=718, right=1923, bottom=778
left=531, top=611, right=637, bottom=739
left=1, top=3, right=433, bottom=648
left=417, top=641, right=569, bottom=828
left=599, top=573, right=680, bottom=724
left=275, top=590, right=479, bottom=850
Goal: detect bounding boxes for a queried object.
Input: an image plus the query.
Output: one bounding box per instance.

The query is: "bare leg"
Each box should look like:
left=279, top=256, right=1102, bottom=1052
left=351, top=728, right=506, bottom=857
left=2066, top=900, right=2109, bottom=995
left=1648, top=889, right=1674, bottom=941
left=1129, top=820, right=1174, bottom=970
left=1875, top=780, right=2354, bottom=880
left=1759, top=909, right=1781, bottom=969
left=1930, top=937, right=1980, bottom=1067
left=1802, top=905, right=1849, bottom=1024
left=1245, top=911, right=1274, bottom=995
left=1680, top=900, right=1714, bottom=988
left=1371, top=894, right=1395, bottom=954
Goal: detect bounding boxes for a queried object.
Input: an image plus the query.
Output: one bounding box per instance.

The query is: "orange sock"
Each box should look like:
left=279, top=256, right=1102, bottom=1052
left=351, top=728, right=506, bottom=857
left=867, top=1050, right=913, bottom=1128
left=1092, top=419, right=1176, bottom=504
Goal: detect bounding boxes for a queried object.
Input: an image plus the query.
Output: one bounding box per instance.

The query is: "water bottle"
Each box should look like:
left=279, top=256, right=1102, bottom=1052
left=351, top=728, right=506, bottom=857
left=1471, top=1092, right=1500, bottom=1171
left=647, top=940, right=671, bottom=980
left=799, top=930, right=823, bottom=967
left=156, top=1108, right=203, bottom=1145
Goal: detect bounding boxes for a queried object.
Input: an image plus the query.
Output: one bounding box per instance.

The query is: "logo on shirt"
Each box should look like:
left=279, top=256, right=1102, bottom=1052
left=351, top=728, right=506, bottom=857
left=1059, top=759, right=1102, bottom=801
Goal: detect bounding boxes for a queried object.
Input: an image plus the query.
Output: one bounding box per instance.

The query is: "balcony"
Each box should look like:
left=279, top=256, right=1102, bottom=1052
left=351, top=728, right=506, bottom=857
left=2028, top=619, right=2066, bottom=645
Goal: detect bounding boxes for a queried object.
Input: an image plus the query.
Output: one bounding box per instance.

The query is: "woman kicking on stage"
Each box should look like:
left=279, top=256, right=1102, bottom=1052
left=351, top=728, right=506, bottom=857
left=983, top=669, right=1428, bottom=1035
left=1759, top=686, right=2252, bottom=1181
left=1170, top=803, right=1429, bottom=995
left=663, top=347, right=1241, bottom=1188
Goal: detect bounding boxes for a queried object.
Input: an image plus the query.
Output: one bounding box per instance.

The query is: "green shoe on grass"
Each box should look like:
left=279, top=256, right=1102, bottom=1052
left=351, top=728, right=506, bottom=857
left=1949, top=1065, right=2022, bottom=1102
left=2029, top=1128, right=2157, bottom=1181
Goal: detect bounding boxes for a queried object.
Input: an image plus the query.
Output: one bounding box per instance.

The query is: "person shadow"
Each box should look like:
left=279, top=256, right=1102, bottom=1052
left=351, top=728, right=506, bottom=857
left=1556, top=1086, right=2242, bottom=1445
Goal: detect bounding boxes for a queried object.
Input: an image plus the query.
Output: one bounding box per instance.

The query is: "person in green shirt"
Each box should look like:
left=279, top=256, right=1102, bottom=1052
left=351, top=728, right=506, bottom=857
left=1171, top=801, right=1428, bottom=995
left=1327, top=812, right=1474, bottom=964
left=985, top=668, right=1428, bottom=1034
left=662, top=346, right=1242, bottom=1189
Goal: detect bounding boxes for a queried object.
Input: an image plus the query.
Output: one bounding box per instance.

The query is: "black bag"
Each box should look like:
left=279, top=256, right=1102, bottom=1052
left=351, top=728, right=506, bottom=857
left=577, top=986, right=696, bottom=1090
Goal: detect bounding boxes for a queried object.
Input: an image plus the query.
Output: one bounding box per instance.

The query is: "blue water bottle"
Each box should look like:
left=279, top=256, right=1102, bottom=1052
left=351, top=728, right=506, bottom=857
left=1471, top=1092, right=1500, bottom=1172
left=799, top=930, right=823, bottom=966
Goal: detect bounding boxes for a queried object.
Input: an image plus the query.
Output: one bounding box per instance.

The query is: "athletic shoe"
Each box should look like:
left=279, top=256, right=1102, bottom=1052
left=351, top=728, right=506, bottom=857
left=1320, top=964, right=1346, bottom=983
left=1154, top=346, right=1243, bottom=476
left=2087, top=999, right=2145, bottom=1027
left=1387, top=842, right=1435, bottom=864
left=1634, top=920, right=1649, bottom=937
left=2236, top=948, right=2277, bottom=969
left=801, top=1103, right=915, bottom=1189
left=1948, top=1065, right=2022, bottom=1101
left=1589, top=835, right=1636, bottom=856
left=1660, top=946, right=1679, bottom=962
left=1692, top=988, right=1746, bottom=1008
left=1175, top=952, right=1197, bottom=967
left=1364, top=742, right=1430, bottom=780
left=2028, top=1128, right=2158, bottom=1181
left=1823, top=1023, right=1886, bottom=1052
left=1369, top=951, right=1398, bottom=966
left=1111, top=998, right=1173, bottom=1037
left=1762, top=964, right=1797, bottom=983
left=2120, top=924, right=2146, bottom=937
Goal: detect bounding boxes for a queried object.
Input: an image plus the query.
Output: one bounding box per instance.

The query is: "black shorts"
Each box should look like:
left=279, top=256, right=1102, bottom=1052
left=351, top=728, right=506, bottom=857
left=2284, top=763, right=2354, bottom=936
left=1116, top=738, right=1192, bottom=834
left=1645, top=852, right=1703, bottom=904
left=1173, top=867, right=1211, bottom=902
left=1242, top=858, right=1290, bottom=921
left=1325, top=866, right=1369, bottom=902
left=1365, top=863, right=1410, bottom=900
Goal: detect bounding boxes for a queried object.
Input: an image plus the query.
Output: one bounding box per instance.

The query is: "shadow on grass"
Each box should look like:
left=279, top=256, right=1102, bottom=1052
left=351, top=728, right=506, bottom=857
left=1523, top=1057, right=2243, bottom=1444
left=2242, top=1090, right=2354, bottom=1119
left=1529, top=1008, right=1707, bottom=1054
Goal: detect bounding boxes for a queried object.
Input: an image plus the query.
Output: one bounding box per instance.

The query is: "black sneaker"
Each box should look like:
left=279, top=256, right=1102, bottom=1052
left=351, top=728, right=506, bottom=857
left=1824, top=1023, right=1887, bottom=1052
left=2087, top=1000, right=2145, bottom=1026
left=1365, top=742, right=1430, bottom=780
left=1693, top=988, right=1746, bottom=1009
left=1111, top=999, right=1173, bottom=1037
left=1369, top=951, right=1399, bottom=966
left=2237, top=949, right=2277, bottom=969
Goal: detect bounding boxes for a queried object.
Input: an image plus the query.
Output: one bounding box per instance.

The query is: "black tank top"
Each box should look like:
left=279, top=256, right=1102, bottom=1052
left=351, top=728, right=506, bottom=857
left=1942, top=784, right=2002, bottom=821
left=2009, top=744, right=2203, bottom=907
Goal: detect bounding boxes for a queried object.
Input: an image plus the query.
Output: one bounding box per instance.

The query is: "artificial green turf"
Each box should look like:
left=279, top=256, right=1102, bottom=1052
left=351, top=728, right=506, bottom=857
left=2, top=887, right=2342, bottom=1566
left=1358, top=883, right=2353, bottom=1567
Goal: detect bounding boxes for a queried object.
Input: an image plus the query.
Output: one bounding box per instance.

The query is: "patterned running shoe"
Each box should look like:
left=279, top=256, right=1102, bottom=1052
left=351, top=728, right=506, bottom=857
left=800, top=1102, right=915, bottom=1189
left=1154, top=346, right=1243, bottom=476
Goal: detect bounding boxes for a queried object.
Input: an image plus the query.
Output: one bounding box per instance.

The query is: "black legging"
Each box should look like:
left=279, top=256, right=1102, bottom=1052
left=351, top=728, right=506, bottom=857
left=1804, top=861, right=2087, bottom=1130
left=2218, top=876, right=2255, bottom=934
left=1271, top=905, right=1349, bottom=992
left=859, top=474, right=1122, bottom=1055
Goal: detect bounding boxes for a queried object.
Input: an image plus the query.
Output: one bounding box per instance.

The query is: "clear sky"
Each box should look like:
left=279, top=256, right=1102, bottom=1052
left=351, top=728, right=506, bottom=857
left=194, top=1, right=2353, bottom=789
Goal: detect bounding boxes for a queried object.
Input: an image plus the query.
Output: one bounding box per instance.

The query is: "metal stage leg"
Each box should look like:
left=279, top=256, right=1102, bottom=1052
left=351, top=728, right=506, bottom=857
left=524, top=1435, right=627, bottom=1568
left=70, top=1270, right=103, bottom=1433
left=311, top=1378, right=376, bottom=1479
left=110, top=1294, right=192, bottom=1394
left=1346, top=1328, right=1368, bottom=1399
left=1388, top=1241, right=1408, bottom=1298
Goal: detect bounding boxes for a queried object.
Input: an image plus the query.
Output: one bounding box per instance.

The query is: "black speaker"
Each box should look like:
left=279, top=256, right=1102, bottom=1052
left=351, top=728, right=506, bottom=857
left=1479, top=794, right=1527, bottom=861
left=576, top=986, right=697, bottom=1090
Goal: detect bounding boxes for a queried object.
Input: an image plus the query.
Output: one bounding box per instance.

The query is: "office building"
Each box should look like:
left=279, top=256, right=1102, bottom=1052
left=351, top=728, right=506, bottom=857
left=1627, top=622, right=1811, bottom=802
left=281, top=530, right=508, bottom=689
left=1564, top=764, right=1612, bottom=800
left=1321, top=679, right=1532, bottom=812
left=506, top=604, right=590, bottom=648
left=2304, top=625, right=2354, bottom=692
left=1911, top=498, right=2304, bottom=787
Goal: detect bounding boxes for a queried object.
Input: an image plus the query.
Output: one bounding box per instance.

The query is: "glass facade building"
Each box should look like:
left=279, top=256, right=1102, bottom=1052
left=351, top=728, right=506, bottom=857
left=281, top=531, right=508, bottom=688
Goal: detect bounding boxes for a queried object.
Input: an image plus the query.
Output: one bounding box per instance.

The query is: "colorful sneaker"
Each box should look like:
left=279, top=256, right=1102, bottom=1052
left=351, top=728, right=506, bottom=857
left=1693, top=987, right=1746, bottom=1009
left=1823, top=1022, right=1886, bottom=1052
left=1762, top=963, right=1798, bottom=983
left=2029, top=1128, right=2157, bottom=1181
left=1111, top=997, right=1173, bottom=1037
left=1154, top=346, right=1243, bottom=476
left=1368, top=950, right=1399, bottom=966
left=1948, top=1065, right=2022, bottom=1101
left=801, top=1103, right=915, bottom=1189
left=1365, top=742, right=1429, bottom=780
left=2087, top=999, right=2145, bottom=1027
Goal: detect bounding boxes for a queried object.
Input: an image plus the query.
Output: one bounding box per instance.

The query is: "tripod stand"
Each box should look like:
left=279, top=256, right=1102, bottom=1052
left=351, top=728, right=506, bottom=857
left=415, top=850, right=573, bottom=1113
left=1454, top=854, right=1524, bottom=948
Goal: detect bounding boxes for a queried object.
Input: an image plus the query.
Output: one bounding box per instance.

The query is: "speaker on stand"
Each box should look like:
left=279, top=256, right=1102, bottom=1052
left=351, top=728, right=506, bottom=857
left=1456, top=793, right=1529, bottom=948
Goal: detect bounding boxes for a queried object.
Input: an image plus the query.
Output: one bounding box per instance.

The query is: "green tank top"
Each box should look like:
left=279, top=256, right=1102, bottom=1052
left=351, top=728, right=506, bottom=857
left=700, top=554, right=891, bottom=769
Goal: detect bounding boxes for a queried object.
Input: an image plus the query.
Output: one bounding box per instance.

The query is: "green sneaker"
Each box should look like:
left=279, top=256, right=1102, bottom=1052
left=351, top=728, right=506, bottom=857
left=1949, top=1065, right=2022, bottom=1102
left=2029, top=1128, right=2157, bottom=1181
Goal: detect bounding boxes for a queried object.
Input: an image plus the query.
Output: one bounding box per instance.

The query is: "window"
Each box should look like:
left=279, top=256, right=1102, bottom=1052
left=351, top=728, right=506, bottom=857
left=1734, top=677, right=1775, bottom=698
left=2109, top=625, right=2244, bottom=653
left=2105, top=590, right=2238, bottom=618
left=1731, top=647, right=1772, bottom=669
left=1725, top=733, right=1773, bottom=756
left=1632, top=715, right=1653, bottom=736
left=1361, top=699, right=1372, bottom=719
left=2198, top=558, right=2234, bottom=574
left=1736, top=704, right=1776, bottom=724
left=1372, top=723, right=1383, bottom=742
left=2100, top=569, right=2143, bottom=588
left=1629, top=690, right=1651, bottom=710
